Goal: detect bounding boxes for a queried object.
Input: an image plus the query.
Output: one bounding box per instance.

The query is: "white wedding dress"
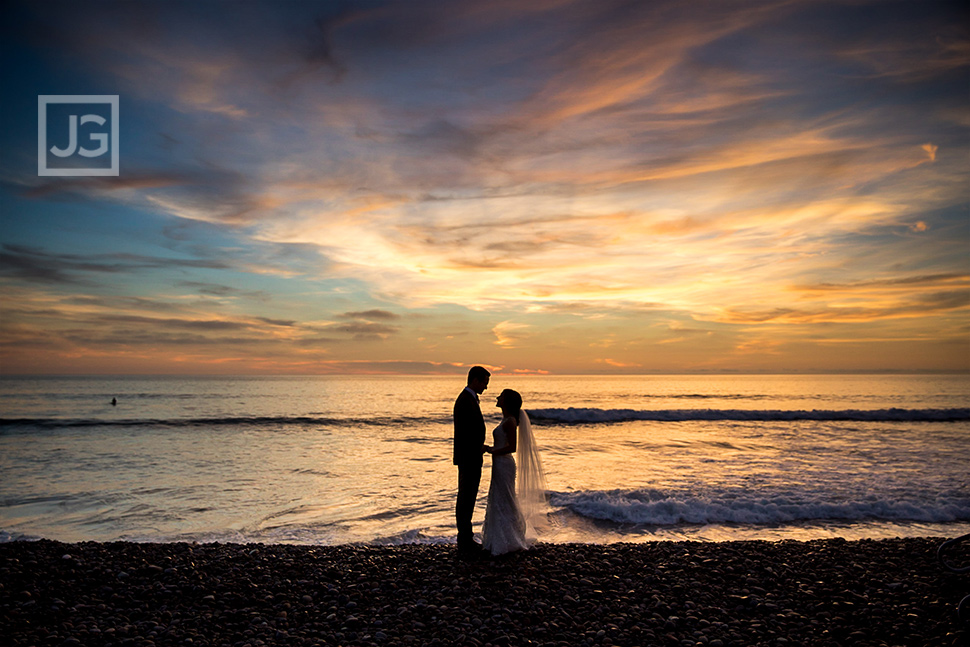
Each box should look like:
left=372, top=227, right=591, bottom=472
left=481, top=411, right=546, bottom=556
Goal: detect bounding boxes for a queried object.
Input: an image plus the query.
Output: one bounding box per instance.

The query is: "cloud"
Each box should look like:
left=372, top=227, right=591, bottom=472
left=0, top=244, right=229, bottom=283
left=176, top=281, right=270, bottom=300
left=796, top=273, right=967, bottom=293
left=18, top=173, right=190, bottom=199
left=325, top=310, right=403, bottom=339
left=95, top=314, right=250, bottom=331
left=253, top=316, right=297, bottom=327
left=836, top=22, right=970, bottom=82
left=595, top=358, right=642, bottom=368
left=264, top=360, right=469, bottom=375
left=339, top=309, right=400, bottom=320
left=511, top=367, right=550, bottom=375
left=61, top=295, right=190, bottom=314
left=714, top=289, right=970, bottom=324
left=492, top=321, right=530, bottom=348
left=328, top=321, right=400, bottom=339
left=733, top=338, right=784, bottom=356
left=0, top=245, right=231, bottom=285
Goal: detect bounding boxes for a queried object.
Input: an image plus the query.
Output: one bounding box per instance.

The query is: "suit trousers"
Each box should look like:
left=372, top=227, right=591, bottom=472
left=456, top=462, right=482, bottom=545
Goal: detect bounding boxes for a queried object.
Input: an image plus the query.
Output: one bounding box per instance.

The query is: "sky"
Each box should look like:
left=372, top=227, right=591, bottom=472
left=0, top=0, right=968, bottom=375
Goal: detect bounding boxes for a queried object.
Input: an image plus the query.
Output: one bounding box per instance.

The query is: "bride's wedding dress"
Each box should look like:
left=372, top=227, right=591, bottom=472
left=481, top=411, right=546, bottom=556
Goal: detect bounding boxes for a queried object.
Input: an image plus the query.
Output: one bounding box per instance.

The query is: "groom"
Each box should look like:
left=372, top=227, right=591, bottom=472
left=453, top=365, right=490, bottom=557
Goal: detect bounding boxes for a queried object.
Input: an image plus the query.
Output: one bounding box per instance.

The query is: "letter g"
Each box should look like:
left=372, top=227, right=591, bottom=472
left=78, top=114, right=108, bottom=158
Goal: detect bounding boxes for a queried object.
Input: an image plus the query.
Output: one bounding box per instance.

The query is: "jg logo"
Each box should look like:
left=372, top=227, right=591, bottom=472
left=38, top=95, right=119, bottom=176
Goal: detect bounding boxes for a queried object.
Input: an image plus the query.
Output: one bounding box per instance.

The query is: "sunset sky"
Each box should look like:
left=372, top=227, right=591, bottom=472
left=1, top=0, right=968, bottom=375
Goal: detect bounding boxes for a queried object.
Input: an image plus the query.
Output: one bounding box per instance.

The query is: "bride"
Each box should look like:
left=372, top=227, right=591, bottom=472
left=481, top=389, right=547, bottom=556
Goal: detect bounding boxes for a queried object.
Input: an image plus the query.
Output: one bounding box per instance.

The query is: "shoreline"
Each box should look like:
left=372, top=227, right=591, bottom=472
left=2, top=537, right=967, bottom=646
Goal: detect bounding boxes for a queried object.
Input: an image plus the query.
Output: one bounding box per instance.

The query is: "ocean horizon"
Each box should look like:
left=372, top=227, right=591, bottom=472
left=2, top=373, right=968, bottom=545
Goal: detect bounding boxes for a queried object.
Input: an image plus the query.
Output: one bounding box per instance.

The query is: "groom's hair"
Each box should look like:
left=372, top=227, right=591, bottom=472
left=467, top=366, right=490, bottom=383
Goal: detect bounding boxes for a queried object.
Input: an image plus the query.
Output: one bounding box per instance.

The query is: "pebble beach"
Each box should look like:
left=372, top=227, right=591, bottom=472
left=2, top=537, right=967, bottom=647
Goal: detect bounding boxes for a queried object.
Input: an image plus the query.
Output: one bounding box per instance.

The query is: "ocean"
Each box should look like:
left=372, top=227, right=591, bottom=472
left=1, top=374, right=968, bottom=545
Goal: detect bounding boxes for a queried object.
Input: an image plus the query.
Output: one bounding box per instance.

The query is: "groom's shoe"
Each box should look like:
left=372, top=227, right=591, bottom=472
left=457, top=540, right=484, bottom=560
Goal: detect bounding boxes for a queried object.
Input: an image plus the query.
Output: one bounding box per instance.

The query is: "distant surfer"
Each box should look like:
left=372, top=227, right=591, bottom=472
left=111, top=398, right=117, bottom=406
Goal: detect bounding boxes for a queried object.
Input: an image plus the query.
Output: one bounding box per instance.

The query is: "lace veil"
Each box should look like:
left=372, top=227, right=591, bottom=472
left=516, top=409, right=548, bottom=539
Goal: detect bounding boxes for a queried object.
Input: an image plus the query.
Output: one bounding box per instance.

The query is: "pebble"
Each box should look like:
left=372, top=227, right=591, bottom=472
left=0, top=537, right=965, bottom=647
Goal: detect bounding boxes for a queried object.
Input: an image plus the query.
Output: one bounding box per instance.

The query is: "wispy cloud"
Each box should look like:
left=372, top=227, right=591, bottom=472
left=493, top=321, right=531, bottom=348
left=0, top=245, right=231, bottom=285
left=339, top=309, right=401, bottom=320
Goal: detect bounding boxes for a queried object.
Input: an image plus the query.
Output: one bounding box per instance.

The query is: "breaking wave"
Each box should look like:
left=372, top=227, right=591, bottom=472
left=529, top=407, right=970, bottom=423
left=550, top=488, right=970, bottom=526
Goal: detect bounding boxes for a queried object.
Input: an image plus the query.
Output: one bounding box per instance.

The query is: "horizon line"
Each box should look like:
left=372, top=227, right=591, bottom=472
left=2, top=370, right=968, bottom=379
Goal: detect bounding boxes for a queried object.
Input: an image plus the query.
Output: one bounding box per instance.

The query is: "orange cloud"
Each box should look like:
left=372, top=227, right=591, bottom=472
left=595, top=358, right=642, bottom=368
left=492, top=321, right=530, bottom=348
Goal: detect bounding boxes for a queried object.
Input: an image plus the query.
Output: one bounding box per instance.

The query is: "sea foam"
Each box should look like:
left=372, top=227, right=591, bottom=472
left=529, top=407, right=970, bottom=423
left=550, top=488, right=970, bottom=526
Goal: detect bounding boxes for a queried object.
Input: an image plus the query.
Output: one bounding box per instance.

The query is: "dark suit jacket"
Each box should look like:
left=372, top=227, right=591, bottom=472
left=453, top=389, right=486, bottom=466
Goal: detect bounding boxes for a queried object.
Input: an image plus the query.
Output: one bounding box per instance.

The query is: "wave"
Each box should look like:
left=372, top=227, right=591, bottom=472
left=550, top=488, right=970, bottom=526
left=0, top=415, right=434, bottom=431
left=2, top=406, right=967, bottom=431
left=530, top=407, right=970, bottom=423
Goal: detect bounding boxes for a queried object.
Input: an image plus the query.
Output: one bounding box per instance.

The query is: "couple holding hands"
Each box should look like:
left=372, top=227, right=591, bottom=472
left=453, top=366, right=547, bottom=559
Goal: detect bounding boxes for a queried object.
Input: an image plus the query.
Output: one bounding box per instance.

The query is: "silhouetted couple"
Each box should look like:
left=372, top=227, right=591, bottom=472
left=453, top=366, right=546, bottom=559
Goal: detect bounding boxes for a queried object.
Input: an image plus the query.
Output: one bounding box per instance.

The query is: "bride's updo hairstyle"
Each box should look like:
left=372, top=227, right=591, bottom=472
left=501, top=389, right=523, bottom=417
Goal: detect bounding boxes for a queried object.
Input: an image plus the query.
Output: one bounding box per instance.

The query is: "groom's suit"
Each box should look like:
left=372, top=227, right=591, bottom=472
left=454, top=387, right=486, bottom=548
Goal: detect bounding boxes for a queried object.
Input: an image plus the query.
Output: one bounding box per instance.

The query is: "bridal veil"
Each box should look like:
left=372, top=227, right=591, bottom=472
left=516, top=409, right=548, bottom=539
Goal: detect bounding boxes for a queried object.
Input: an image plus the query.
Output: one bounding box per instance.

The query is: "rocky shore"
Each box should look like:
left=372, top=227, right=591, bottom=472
left=2, top=537, right=967, bottom=646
